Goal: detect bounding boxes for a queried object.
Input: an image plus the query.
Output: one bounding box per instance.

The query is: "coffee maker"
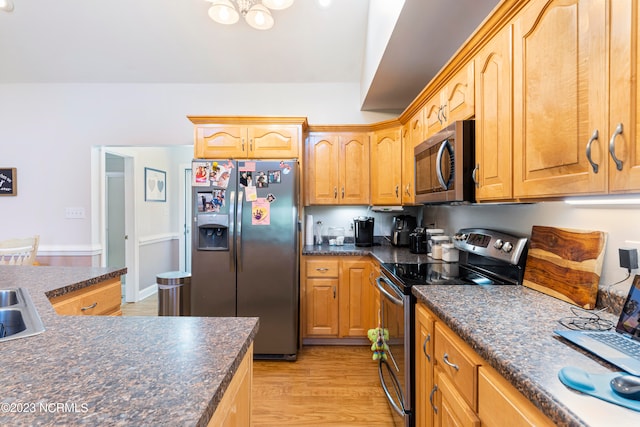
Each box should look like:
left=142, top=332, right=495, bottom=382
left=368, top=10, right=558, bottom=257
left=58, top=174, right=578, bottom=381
left=354, top=217, right=374, bottom=247
left=391, top=215, right=417, bottom=247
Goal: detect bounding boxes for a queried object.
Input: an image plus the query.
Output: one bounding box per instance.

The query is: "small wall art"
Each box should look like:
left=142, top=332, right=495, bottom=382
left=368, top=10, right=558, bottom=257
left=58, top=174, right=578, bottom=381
left=0, top=168, right=17, bottom=196
left=145, top=167, right=166, bottom=202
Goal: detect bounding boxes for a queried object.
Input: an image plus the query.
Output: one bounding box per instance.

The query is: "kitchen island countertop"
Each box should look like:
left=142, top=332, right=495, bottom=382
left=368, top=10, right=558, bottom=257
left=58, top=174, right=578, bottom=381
left=413, top=284, right=639, bottom=427
left=0, top=266, right=258, bottom=426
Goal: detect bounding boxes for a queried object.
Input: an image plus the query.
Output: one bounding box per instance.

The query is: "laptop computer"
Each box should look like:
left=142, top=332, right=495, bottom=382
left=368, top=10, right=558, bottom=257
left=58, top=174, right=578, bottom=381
left=555, top=275, right=640, bottom=376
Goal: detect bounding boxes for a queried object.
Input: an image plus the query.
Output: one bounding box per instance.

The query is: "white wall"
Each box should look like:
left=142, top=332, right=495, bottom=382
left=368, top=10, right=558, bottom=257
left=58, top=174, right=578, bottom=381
left=0, top=82, right=397, bottom=252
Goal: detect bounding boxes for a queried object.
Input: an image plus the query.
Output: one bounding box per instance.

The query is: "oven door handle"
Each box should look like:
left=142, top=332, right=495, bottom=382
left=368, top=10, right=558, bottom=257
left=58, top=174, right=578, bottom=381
left=376, top=275, right=404, bottom=306
left=379, top=360, right=405, bottom=417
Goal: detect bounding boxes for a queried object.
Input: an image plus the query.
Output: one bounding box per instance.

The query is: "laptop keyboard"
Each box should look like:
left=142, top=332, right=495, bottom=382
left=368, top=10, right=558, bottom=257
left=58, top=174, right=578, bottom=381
left=585, top=332, right=640, bottom=358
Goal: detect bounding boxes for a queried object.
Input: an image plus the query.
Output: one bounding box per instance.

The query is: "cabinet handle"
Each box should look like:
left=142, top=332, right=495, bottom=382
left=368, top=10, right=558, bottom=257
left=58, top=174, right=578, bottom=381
left=442, top=353, right=459, bottom=371
left=333, top=286, right=336, bottom=299
left=586, top=129, right=599, bottom=173
left=405, top=184, right=411, bottom=196
left=315, top=267, right=329, bottom=272
left=395, top=185, right=399, bottom=198
left=241, top=138, right=245, bottom=152
left=250, top=138, right=253, bottom=152
left=440, top=104, right=447, bottom=123
left=430, top=384, right=438, bottom=414
left=81, top=302, right=98, bottom=311
left=437, top=106, right=444, bottom=124
left=342, top=187, right=345, bottom=199
left=472, top=164, right=479, bottom=186
left=334, top=187, right=338, bottom=199
left=422, top=334, right=431, bottom=363
left=609, top=123, right=624, bottom=171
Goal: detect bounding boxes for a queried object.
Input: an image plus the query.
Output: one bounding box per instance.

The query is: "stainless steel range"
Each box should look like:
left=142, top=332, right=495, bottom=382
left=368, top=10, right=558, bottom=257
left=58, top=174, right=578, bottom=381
left=374, top=228, right=529, bottom=427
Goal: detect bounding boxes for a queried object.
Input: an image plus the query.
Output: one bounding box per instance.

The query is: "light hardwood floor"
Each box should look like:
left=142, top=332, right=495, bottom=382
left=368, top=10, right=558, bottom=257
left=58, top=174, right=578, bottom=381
left=121, top=294, right=396, bottom=426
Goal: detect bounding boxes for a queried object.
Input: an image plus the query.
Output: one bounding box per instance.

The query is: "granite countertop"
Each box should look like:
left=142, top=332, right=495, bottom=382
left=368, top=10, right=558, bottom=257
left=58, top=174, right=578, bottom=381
left=413, top=285, right=640, bottom=427
left=302, top=242, right=438, bottom=264
left=0, top=266, right=258, bottom=427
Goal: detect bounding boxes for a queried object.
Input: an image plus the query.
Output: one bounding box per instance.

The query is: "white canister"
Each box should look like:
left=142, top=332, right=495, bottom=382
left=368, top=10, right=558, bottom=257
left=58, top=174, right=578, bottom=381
left=430, top=235, right=450, bottom=260
left=441, top=243, right=459, bottom=262
left=425, top=229, right=444, bottom=254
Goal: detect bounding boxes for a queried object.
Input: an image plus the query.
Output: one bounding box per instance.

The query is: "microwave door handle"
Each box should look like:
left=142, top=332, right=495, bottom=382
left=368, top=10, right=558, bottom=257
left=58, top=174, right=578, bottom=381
left=436, top=140, right=453, bottom=190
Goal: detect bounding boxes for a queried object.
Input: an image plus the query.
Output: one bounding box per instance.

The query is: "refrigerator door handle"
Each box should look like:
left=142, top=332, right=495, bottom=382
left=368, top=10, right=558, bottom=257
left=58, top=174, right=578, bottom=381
left=237, top=190, right=243, bottom=272
left=229, top=190, right=236, bottom=272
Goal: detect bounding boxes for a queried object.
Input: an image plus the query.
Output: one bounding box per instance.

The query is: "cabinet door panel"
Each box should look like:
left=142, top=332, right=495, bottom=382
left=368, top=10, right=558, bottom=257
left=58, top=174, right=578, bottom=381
left=340, top=135, right=370, bottom=204
left=248, top=125, right=298, bottom=158
left=513, top=0, right=607, bottom=197
left=475, top=26, right=513, bottom=201
left=307, top=135, right=340, bottom=204
left=305, top=278, right=339, bottom=336
left=339, top=260, right=372, bottom=337
left=371, top=129, right=402, bottom=205
left=195, top=125, right=245, bottom=158
left=445, top=62, right=475, bottom=123
left=609, top=0, right=640, bottom=192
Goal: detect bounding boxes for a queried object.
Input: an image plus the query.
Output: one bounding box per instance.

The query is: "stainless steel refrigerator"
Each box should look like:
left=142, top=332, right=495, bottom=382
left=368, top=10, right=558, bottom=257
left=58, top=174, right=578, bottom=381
left=191, top=159, right=299, bottom=360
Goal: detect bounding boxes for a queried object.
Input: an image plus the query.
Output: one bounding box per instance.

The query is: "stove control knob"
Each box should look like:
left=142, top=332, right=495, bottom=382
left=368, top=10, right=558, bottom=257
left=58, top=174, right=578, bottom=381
left=502, top=242, right=513, bottom=253
left=493, top=239, right=504, bottom=249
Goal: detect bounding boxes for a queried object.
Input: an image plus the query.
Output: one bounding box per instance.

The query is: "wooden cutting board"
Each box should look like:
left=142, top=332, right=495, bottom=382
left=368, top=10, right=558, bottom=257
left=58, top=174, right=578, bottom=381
left=523, top=226, right=607, bottom=309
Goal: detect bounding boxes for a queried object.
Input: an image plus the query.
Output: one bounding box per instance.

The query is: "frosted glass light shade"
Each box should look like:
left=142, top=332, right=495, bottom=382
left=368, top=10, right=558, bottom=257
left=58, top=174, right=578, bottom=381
left=262, top=0, right=294, bottom=10
left=208, top=0, right=240, bottom=25
left=0, top=0, right=14, bottom=12
left=245, top=4, right=274, bottom=30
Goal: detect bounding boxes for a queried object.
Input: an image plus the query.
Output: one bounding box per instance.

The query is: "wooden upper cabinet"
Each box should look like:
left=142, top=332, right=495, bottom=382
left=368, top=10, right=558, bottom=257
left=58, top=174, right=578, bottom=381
left=608, top=0, right=640, bottom=193
left=189, top=117, right=306, bottom=159
left=195, top=125, right=245, bottom=158
left=371, top=127, right=403, bottom=205
left=340, top=134, right=370, bottom=205
left=474, top=25, right=513, bottom=201
left=425, top=62, right=475, bottom=138
left=306, top=132, right=369, bottom=205
left=401, top=108, right=424, bottom=204
left=513, top=0, right=608, bottom=198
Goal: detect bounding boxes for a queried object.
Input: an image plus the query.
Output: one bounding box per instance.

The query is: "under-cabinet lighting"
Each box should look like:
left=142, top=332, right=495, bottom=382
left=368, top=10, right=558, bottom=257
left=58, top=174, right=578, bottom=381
left=564, top=196, right=640, bottom=206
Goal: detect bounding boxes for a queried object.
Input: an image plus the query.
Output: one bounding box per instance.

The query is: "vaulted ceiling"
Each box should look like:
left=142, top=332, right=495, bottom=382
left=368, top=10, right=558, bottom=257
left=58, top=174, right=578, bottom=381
left=0, top=0, right=499, bottom=113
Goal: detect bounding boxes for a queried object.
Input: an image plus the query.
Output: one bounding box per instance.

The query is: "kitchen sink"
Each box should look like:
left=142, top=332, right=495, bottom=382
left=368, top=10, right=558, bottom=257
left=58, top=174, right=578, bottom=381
left=0, top=289, right=19, bottom=307
left=0, top=288, right=45, bottom=342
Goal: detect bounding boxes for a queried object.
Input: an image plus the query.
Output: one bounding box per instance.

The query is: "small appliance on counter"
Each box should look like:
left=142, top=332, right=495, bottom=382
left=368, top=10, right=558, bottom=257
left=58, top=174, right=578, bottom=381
left=391, top=215, right=417, bottom=247
left=354, top=216, right=374, bottom=247
left=409, top=227, right=428, bottom=254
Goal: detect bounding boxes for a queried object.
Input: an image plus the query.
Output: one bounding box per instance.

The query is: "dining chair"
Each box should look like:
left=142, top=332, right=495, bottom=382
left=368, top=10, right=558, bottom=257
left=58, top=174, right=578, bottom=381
left=0, top=235, right=40, bottom=265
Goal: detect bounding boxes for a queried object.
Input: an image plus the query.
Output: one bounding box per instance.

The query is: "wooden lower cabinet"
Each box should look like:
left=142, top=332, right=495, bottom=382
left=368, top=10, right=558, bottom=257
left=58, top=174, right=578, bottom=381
left=415, top=302, right=553, bottom=427
left=302, top=256, right=375, bottom=342
left=207, top=344, right=253, bottom=427
left=49, top=278, right=122, bottom=316
left=478, top=365, right=555, bottom=427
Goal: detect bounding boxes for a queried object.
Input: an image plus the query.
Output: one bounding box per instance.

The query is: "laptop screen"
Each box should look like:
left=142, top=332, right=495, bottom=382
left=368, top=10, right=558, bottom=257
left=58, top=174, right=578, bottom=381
left=616, top=275, right=640, bottom=338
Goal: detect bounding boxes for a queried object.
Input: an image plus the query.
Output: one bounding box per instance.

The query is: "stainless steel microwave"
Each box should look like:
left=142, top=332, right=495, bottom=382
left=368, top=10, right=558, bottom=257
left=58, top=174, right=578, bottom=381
left=414, top=120, right=475, bottom=204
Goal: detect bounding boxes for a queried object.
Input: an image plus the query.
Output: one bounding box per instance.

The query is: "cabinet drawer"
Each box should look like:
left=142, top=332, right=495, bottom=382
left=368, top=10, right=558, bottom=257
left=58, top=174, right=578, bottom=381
left=50, top=278, right=122, bottom=316
left=435, top=322, right=481, bottom=411
left=306, top=259, right=339, bottom=278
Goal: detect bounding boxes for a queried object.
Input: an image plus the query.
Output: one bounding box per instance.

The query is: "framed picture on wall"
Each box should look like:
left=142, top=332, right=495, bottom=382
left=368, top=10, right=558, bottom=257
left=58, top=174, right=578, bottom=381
left=0, top=168, right=17, bottom=196
left=145, top=167, right=166, bottom=202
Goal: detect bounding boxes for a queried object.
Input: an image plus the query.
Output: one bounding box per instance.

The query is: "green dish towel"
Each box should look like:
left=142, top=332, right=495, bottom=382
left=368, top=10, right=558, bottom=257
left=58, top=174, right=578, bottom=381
left=558, top=366, right=640, bottom=412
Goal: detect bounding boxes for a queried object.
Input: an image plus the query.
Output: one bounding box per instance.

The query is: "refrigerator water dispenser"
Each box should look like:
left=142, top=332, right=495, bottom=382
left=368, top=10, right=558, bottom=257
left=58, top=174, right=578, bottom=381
left=197, top=214, right=229, bottom=250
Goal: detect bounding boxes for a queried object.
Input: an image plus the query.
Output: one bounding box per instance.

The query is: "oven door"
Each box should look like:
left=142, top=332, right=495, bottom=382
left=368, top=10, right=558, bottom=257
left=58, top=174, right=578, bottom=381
left=376, top=273, right=410, bottom=426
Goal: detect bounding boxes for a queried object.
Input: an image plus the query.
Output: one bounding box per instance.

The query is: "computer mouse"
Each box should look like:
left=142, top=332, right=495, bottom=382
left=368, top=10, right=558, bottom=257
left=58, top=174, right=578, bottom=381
left=610, top=374, right=640, bottom=400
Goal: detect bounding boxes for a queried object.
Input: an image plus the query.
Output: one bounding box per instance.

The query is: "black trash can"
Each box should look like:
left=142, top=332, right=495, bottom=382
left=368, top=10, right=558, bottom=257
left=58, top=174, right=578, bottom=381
left=157, top=271, right=191, bottom=316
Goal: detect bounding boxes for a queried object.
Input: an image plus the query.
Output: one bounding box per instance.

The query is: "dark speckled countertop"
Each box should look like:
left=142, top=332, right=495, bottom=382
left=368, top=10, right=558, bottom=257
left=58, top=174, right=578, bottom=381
left=0, top=266, right=258, bottom=427
left=413, top=285, right=639, bottom=427
left=302, top=243, right=440, bottom=264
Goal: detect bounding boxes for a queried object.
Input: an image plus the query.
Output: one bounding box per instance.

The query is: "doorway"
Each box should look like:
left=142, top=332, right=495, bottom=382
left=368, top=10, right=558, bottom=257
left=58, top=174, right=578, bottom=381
left=104, top=152, right=136, bottom=302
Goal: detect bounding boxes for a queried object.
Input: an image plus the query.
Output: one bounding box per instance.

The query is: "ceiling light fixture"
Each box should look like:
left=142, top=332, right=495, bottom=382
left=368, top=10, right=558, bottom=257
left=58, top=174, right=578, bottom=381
left=206, top=0, right=294, bottom=30
left=0, top=0, right=14, bottom=13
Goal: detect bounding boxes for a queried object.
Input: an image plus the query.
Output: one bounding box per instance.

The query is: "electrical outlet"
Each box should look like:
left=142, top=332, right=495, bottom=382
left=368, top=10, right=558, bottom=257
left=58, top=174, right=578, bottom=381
left=65, top=207, right=85, bottom=219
